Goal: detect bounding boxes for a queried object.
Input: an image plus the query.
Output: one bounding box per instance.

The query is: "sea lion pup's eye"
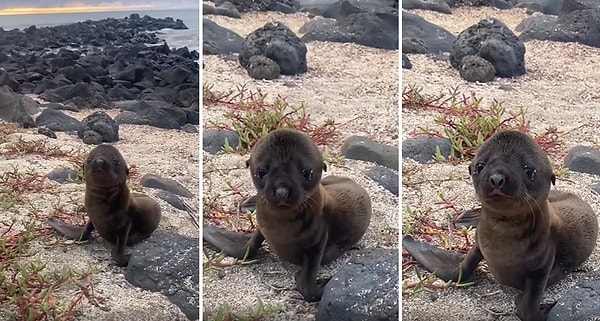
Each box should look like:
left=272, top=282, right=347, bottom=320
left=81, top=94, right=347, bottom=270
left=256, top=168, right=267, bottom=179
left=475, top=162, right=485, bottom=174
left=301, top=169, right=313, bottom=180
left=523, top=166, right=536, bottom=180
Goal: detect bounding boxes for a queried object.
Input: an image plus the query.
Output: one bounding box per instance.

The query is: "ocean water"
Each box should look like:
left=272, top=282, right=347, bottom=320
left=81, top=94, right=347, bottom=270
left=0, top=9, right=199, bottom=52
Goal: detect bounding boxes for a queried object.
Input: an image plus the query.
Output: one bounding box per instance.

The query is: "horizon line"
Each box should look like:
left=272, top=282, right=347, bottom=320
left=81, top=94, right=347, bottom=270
left=0, top=5, right=199, bottom=16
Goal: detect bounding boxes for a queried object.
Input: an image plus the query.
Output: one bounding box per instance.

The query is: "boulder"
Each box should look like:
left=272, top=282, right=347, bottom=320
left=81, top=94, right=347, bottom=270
left=519, top=8, right=600, bottom=48
left=450, top=19, right=525, bottom=77
left=402, top=11, right=456, bottom=53
left=240, top=22, right=308, bottom=75
left=202, top=18, right=244, bottom=55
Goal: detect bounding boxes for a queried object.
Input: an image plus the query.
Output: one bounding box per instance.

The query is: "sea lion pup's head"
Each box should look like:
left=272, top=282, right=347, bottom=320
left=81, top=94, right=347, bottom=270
left=84, top=144, right=129, bottom=187
left=469, top=130, right=555, bottom=213
left=246, top=129, right=327, bottom=209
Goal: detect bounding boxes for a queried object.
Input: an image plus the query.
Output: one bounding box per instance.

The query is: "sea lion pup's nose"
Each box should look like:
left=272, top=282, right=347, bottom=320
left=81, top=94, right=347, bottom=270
left=94, top=158, right=106, bottom=167
left=275, top=187, right=289, bottom=200
left=490, top=174, right=505, bottom=188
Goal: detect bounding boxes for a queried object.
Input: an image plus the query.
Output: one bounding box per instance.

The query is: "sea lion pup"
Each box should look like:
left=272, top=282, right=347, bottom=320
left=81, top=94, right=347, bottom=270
left=403, top=130, right=598, bottom=321
left=48, top=144, right=161, bottom=267
left=203, top=128, right=372, bottom=302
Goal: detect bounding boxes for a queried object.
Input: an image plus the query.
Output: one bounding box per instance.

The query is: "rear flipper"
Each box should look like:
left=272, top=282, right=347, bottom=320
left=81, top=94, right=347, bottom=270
left=403, top=235, right=475, bottom=283
left=203, top=225, right=264, bottom=260
left=47, top=218, right=94, bottom=242
left=454, top=208, right=481, bottom=229
left=238, top=195, right=257, bottom=214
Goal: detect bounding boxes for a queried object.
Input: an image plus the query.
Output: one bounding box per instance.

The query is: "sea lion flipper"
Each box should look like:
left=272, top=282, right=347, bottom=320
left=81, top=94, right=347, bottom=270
left=111, top=220, right=132, bottom=267
left=515, top=249, right=555, bottom=321
left=238, top=195, right=258, bottom=213
left=454, top=208, right=481, bottom=228
left=402, top=235, right=476, bottom=282
left=203, top=224, right=264, bottom=260
left=47, top=218, right=94, bottom=242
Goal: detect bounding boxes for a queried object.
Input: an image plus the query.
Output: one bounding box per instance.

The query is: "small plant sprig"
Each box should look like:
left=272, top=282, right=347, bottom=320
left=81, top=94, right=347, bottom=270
left=0, top=166, right=46, bottom=210
left=0, top=219, right=97, bottom=320
left=204, top=82, right=341, bottom=151
left=2, top=136, right=78, bottom=159
left=402, top=84, right=565, bottom=160
left=202, top=181, right=255, bottom=229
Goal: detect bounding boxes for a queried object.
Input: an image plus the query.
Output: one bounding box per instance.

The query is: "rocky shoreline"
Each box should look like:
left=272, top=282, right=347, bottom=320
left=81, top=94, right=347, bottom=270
left=0, top=13, right=199, bottom=140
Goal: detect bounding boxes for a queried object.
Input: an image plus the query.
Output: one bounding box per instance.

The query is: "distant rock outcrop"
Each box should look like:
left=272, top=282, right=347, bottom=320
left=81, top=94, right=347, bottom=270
left=518, top=8, right=600, bottom=48
left=300, top=0, right=398, bottom=50
left=0, top=14, right=199, bottom=135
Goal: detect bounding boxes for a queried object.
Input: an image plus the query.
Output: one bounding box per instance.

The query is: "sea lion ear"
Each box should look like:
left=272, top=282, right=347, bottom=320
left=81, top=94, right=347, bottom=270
left=245, top=159, right=250, bottom=168
left=126, top=167, right=130, bottom=177
left=322, top=162, right=327, bottom=172
left=468, top=163, right=472, bottom=176
left=550, top=173, right=556, bottom=186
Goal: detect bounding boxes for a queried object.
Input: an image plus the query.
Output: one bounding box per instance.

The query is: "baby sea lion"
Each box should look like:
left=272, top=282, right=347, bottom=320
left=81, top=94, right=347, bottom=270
left=48, top=144, right=161, bottom=267
left=203, top=128, right=372, bottom=302
left=403, top=130, right=598, bottom=321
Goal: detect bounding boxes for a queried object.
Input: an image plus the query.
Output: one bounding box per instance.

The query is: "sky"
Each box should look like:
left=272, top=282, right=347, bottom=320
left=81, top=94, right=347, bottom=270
left=0, top=1, right=198, bottom=15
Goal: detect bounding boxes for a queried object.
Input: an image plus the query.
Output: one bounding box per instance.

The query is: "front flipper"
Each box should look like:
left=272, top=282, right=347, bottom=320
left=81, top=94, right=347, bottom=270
left=111, top=220, right=132, bottom=267
left=403, top=235, right=482, bottom=283
left=515, top=247, right=555, bottom=321
left=48, top=218, right=95, bottom=242
left=203, top=224, right=264, bottom=260
left=295, top=228, right=328, bottom=302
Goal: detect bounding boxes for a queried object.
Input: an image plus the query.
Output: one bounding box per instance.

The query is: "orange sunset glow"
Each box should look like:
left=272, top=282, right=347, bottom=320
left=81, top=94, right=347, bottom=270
left=0, top=4, right=155, bottom=16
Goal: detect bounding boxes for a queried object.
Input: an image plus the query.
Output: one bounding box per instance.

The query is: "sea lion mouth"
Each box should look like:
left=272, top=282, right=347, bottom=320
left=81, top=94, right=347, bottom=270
left=481, top=189, right=518, bottom=206
left=271, top=203, right=295, bottom=209
left=488, top=189, right=513, bottom=199
left=90, top=167, right=108, bottom=174
left=88, top=163, right=112, bottom=177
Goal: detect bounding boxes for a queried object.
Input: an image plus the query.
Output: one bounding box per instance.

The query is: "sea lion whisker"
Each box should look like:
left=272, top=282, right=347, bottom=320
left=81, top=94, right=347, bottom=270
left=304, top=197, right=318, bottom=215
left=521, top=193, right=539, bottom=227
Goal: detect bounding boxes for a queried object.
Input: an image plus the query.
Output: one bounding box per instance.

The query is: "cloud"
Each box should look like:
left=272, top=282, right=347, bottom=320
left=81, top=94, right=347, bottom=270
left=0, top=0, right=198, bottom=10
